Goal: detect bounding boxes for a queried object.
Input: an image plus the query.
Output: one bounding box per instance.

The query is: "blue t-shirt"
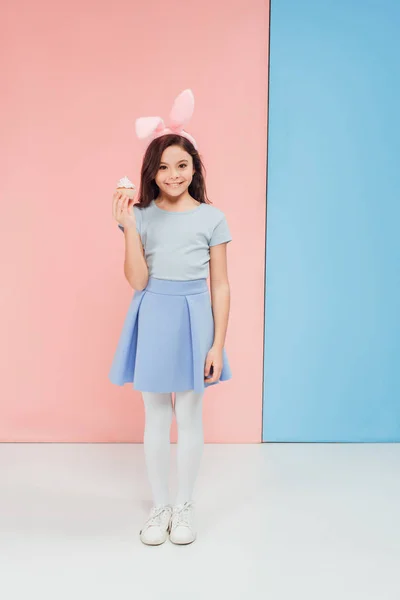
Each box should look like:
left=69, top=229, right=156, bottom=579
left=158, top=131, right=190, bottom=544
left=118, top=199, right=232, bottom=281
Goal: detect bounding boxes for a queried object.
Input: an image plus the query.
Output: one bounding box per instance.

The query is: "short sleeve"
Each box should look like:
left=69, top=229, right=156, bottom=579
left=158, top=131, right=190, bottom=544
left=209, top=214, right=232, bottom=247
left=118, top=204, right=142, bottom=235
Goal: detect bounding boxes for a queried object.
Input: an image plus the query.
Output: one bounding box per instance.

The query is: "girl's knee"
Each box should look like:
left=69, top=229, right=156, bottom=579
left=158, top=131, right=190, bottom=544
left=142, top=392, right=173, bottom=424
left=174, top=390, right=204, bottom=429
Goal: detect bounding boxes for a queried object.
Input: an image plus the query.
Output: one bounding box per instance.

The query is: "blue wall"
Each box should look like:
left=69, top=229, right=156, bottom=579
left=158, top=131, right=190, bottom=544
left=263, top=0, right=400, bottom=442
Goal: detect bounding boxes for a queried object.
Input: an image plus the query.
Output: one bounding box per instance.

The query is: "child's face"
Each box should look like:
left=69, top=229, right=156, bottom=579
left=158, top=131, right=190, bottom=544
left=155, top=145, right=195, bottom=196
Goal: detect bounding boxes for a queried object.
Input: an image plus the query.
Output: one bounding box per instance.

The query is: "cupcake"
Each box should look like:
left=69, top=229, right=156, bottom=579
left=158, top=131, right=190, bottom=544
left=117, top=176, right=136, bottom=199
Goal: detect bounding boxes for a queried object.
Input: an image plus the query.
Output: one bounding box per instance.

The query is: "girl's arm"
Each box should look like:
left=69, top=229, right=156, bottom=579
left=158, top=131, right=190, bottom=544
left=123, top=227, right=149, bottom=291
left=209, top=243, right=231, bottom=349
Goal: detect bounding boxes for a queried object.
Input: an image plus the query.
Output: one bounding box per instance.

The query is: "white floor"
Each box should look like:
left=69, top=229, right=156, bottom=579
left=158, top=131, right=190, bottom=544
left=0, top=443, right=399, bottom=600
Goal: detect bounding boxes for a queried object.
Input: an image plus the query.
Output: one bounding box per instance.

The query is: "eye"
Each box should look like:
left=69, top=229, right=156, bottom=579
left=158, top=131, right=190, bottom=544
left=159, top=163, right=188, bottom=170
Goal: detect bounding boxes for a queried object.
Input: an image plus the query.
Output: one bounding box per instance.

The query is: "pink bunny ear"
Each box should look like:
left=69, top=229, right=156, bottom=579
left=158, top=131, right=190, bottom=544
left=169, top=89, right=195, bottom=127
left=135, top=116, right=165, bottom=140
left=134, top=89, right=198, bottom=149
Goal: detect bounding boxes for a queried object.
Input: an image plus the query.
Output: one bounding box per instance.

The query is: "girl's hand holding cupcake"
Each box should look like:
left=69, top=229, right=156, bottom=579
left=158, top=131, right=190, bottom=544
left=112, top=176, right=137, bottom=230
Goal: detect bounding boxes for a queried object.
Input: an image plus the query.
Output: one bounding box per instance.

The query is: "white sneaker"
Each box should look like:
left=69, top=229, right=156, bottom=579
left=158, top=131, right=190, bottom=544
left=139, top=504, right=172, bottom=546
left=169, top=501, right=196, bottom=545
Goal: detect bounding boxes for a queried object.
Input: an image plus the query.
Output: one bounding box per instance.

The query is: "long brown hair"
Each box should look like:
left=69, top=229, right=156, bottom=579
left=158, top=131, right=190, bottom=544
left=134, top=134, right=212, bottom=209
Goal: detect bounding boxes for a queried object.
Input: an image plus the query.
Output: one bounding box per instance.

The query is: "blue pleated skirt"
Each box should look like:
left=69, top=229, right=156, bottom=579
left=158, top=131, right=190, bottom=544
left=108, top=276, right=232, bottom=393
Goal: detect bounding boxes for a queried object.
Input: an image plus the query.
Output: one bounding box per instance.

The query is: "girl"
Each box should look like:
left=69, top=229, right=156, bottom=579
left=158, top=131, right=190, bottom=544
left=109, top=90, right=232, bottom=546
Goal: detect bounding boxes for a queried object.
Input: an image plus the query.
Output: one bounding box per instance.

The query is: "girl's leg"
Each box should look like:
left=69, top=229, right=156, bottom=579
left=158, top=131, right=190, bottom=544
left=142, top=391, right=173, bottom=506
left=174, top=389, right=205, bottom=505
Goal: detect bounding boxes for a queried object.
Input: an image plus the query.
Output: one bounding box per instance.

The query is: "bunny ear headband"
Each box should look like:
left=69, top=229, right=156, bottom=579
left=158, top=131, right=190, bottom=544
left=135, top=88, right=198, bottom=150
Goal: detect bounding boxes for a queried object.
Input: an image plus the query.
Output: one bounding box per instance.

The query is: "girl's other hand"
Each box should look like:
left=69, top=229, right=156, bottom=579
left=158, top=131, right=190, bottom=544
left=204, top=346, right=223, bottom=384
left=112, top=189, right=137, bottom=230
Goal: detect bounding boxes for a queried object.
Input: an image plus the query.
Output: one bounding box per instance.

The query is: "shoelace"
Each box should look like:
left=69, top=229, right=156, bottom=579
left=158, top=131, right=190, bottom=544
left=171, top=501, right=194, bottom=529
left=143, top=505, right=172, bottom=530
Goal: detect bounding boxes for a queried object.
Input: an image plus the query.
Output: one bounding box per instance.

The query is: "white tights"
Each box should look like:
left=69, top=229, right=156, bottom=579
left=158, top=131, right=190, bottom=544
left=142, top=389, right=204, bottom=507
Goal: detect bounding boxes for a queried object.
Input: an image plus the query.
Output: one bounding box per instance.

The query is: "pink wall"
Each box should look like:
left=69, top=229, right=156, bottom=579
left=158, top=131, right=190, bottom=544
left=1, top=0, right=269, bottom=442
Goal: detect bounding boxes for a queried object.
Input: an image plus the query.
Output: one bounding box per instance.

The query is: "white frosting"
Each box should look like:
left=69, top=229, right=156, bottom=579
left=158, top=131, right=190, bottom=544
left=117, top=175, right=135, bottom=189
